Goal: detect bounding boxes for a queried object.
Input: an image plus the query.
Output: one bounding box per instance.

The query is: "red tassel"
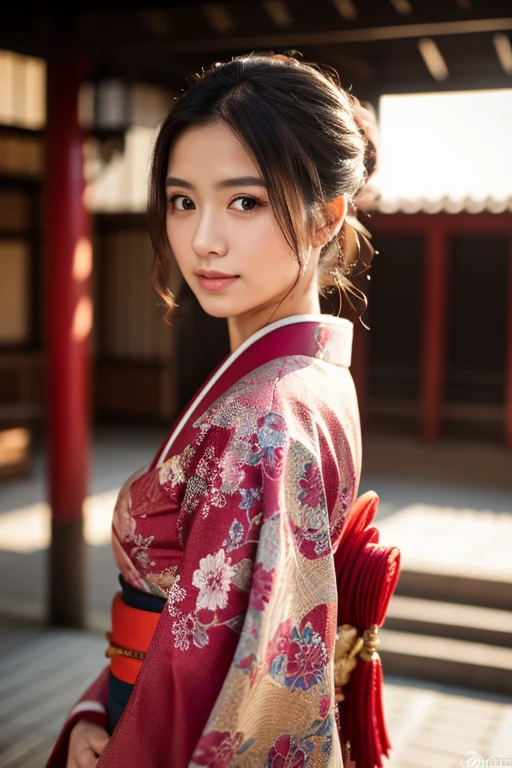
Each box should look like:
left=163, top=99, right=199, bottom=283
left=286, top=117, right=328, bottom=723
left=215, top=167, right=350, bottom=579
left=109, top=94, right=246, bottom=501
left=339, top=656, right=392, bottom=768
left=374, top=661, right=392, bottom=758
left=334, top=491, right=401, bottom=767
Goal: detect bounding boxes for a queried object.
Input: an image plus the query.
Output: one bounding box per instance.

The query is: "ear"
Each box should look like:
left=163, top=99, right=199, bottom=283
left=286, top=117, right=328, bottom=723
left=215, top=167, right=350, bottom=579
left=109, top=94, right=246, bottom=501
left=312, top=195, right=349, bottom=248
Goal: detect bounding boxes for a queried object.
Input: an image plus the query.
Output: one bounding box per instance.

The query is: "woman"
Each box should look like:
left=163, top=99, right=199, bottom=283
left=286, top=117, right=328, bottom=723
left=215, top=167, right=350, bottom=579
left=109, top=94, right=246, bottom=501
left=49, top=52, right=398, bottom=768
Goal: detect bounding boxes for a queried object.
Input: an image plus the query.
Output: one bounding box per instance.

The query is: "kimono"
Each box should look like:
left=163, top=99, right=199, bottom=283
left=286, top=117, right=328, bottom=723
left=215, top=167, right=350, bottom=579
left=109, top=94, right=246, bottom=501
left=47, top=313, right=366, bottom=767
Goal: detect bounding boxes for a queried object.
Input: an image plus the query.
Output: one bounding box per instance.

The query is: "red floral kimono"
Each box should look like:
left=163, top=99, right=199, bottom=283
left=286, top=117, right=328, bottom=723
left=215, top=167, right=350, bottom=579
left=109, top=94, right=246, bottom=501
left=48, top=314, right=366, bottom=767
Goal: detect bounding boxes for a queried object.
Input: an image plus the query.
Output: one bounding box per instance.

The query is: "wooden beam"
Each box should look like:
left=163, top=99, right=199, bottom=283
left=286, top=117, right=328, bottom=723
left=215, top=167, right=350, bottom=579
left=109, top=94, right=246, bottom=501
left=124, top=17, right=512, bottom=56
left=331, top=0, right=358, bottom=22
left=262, top=0, right=293, bottom=29
left=202, top=4, right=235, bottom=34
left=370, top=213, right=512, bottom=234
left=366, top=72, right=512, bottom=94
left=389, top=0, right=413, bottom=14
left=493, top=32, right=512, bottom=75
left=417, top=38, right=449, bottom=81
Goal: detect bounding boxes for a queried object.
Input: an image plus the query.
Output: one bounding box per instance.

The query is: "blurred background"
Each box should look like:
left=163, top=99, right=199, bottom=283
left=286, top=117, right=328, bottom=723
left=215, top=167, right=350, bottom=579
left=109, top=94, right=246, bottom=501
left=0, top=2, right=511, bottom=766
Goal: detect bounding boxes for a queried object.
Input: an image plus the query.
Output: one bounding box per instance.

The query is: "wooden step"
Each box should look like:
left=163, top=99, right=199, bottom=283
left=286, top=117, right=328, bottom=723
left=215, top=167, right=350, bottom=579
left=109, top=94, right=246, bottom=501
left=384, top=595, right=512, bottom=647
left=394, top=568, right=512, bottom=611
left=379, top=628, right=512, bottom=695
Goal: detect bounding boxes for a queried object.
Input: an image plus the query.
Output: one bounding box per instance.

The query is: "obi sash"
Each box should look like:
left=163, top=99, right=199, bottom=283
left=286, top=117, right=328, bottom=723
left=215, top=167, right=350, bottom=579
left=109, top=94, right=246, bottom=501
left=106, top=576, right=166, bottom=733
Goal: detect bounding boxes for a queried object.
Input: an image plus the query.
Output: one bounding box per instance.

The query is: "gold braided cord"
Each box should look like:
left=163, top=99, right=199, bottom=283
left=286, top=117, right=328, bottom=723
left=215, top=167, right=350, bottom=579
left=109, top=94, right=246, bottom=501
left=104, top=631, right=146, bottom=661
left=359, top=625, right=380, bottom=662
left=334, top=624, right=380, bottom=701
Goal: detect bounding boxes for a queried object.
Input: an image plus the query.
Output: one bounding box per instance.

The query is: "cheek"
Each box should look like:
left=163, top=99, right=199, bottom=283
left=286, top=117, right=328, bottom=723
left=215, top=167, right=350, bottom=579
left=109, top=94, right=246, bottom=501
left=244, top=214, right=293, bottom=259
left=165, top=215, right=173, bottom=246
left=259, top=222, right=301, bottom=276
left=248, top=250, right=299, bottom=296
left=166, top=217, right=186, bottom=261
left=166, top=215, right=177, bottom=246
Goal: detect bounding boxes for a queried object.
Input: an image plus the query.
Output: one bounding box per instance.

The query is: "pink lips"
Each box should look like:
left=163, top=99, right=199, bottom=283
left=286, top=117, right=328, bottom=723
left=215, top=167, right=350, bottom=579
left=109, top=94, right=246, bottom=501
left=196, top=270, right=239, bottom=292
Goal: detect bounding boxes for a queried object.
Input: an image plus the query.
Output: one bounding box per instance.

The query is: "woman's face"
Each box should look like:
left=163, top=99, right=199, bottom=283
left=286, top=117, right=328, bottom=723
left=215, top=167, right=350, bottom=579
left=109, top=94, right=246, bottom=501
left=165, top=121, right=319, bottom=338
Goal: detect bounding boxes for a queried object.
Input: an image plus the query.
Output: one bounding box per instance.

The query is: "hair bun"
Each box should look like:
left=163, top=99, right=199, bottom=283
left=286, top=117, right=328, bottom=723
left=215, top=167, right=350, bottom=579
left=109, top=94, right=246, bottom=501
left=349, top=97, right=379, bottom=181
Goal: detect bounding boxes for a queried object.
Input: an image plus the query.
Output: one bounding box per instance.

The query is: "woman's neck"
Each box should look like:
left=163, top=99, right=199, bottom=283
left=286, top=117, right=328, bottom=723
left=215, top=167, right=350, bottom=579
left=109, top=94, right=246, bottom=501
left=227, top=291, right=322, bottom=353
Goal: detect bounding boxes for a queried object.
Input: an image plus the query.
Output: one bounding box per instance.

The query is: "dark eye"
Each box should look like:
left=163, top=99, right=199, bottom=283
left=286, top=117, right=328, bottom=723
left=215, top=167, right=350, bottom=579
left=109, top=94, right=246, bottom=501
left=231, top=196, right=260, bottom=212
left=169, top=194, right=195, bottom=211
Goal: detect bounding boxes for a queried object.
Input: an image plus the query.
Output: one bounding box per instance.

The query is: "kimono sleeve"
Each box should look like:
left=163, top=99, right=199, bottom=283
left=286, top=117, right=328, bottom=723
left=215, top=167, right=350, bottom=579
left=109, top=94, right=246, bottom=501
left=190, top=408, right=351, bottom=767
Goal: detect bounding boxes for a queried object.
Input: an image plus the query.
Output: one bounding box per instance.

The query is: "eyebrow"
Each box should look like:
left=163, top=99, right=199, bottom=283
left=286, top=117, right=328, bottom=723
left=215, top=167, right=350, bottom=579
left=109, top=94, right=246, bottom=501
left=165, top=175, right=267, bottom=190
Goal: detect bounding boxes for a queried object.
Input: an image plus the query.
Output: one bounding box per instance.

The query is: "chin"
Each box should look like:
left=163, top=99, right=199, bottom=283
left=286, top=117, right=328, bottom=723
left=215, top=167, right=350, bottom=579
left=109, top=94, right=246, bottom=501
left=196, top=298, right=233, bottom=319
left=201, top=307, right=232, bottom=319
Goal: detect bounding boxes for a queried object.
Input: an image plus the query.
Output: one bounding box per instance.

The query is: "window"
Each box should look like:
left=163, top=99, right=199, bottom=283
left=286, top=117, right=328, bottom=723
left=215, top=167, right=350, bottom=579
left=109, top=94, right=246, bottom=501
left=0, top=50, right=46, bottom=130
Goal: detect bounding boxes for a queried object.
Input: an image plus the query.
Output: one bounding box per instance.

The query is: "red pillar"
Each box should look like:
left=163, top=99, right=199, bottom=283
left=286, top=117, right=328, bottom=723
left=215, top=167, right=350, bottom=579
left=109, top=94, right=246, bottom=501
left=420, top=224, right=448, bottom=442
left=45, top=46, right=91, bottom=627
left=506, top=237, right=512, bottom=449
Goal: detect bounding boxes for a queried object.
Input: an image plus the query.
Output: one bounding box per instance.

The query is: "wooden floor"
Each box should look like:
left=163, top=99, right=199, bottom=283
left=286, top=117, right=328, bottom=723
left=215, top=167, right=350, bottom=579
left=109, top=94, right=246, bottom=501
left=1, top=429, right=512, bottom=766
left=0, top=616, right=106, bottom=768
left=0, top=615, right=511, bottom=768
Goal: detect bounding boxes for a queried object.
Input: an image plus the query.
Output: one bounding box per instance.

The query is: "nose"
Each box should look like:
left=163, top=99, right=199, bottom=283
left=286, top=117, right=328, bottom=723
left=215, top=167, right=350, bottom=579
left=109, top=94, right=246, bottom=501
left=192, top=209, right=228, bottom=259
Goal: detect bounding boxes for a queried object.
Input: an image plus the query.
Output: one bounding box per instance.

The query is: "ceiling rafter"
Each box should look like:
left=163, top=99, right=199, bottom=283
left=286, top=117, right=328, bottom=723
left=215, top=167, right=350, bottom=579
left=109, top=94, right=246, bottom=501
left=418, top=38, right=449, bottom=80
left=331, top=0, right=358, bottom=22
left=1, top=2, right=511, bottom=96
left=109, top=17, right=512, bottom=56
left=202, top=4, right=235, bottom=34
left=493, top=32, right=512, bottom=74
left=389, top=0, right=413, bottom=15
left=262, top=1, right=293, bottom=29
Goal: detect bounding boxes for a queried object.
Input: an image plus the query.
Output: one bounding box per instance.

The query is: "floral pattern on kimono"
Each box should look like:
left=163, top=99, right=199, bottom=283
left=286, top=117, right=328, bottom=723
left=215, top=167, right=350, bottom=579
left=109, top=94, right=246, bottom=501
left=92, top=321, right=360, bottom=768
left=157, top=362, right=358, bottom=767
